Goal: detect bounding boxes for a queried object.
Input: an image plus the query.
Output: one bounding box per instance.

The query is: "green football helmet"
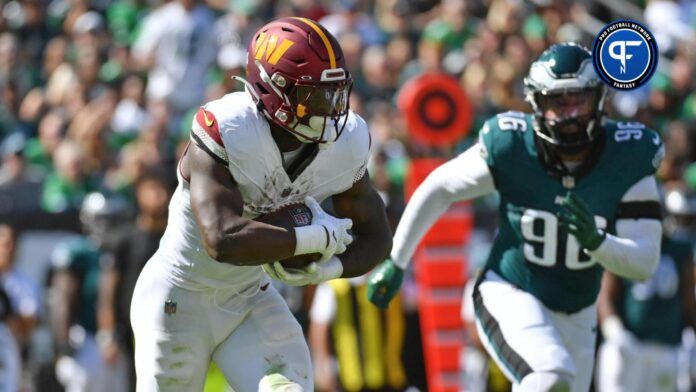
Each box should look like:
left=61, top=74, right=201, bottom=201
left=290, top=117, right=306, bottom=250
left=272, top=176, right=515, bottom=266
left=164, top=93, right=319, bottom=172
left=663, top=187, right=696, bottom=241
left=524, top=42, right=607, bottom=155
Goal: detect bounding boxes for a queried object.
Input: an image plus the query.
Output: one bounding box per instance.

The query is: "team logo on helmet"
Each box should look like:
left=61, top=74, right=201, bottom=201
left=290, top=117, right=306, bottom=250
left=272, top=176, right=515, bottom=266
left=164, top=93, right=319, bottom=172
left=592, top=20, right=658, bottom=90
left=254, top=32, right=295, bottom=65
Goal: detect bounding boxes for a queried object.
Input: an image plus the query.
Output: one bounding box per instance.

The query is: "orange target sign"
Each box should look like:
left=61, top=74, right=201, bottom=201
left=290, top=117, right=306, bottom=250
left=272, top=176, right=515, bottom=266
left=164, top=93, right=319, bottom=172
left=398, top=73, right=473, bottom=146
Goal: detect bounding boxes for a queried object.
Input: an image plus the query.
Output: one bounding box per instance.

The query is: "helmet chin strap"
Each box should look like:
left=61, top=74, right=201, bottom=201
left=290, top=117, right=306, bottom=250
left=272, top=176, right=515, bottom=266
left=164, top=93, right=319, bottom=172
left=289, top=116, right=338, bottom=147
left=231, top=75, right=260, bottom=102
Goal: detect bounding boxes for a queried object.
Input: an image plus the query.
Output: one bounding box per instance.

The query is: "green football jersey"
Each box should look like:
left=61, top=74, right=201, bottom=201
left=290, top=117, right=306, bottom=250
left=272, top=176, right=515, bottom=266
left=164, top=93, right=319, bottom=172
left=479, top=111, right=663, bottom=313
left=621, top=236, right=692, bottom=346
left=51, top=238, right=102, bottom=333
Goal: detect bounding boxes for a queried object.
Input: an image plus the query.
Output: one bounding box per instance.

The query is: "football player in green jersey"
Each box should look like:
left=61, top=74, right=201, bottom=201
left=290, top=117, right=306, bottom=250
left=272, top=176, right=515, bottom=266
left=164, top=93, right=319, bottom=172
left=50, top=193, right=130, bottom=392
left=368, top=42, right=664, bottom=392
left=596, top=187, right=696, bottom=392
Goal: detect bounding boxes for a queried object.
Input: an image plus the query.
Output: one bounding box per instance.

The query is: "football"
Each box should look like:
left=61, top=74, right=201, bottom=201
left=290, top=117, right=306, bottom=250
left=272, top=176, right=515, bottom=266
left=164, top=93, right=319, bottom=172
left=255, top=203, right=322, bottom=268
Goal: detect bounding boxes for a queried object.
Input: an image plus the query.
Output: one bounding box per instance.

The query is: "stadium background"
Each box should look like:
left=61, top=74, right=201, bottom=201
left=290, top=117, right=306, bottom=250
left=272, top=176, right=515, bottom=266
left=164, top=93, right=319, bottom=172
left=0, top=0, right=695, bottom=390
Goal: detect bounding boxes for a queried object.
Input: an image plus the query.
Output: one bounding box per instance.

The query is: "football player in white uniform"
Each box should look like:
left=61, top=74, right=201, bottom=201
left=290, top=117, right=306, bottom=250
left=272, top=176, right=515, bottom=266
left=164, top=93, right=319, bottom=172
left=130, top=17, right=391, bottom=392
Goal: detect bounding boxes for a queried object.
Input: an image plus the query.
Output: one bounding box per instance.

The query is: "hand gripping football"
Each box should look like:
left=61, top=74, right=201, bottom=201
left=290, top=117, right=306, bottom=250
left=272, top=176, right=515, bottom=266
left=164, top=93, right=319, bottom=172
left=255, top=203, right=322, bottom=268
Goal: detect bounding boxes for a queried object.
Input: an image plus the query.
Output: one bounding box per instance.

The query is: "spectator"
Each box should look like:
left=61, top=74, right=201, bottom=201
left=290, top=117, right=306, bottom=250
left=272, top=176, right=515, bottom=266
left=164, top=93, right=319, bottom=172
left=110, top=74, right=148, bottom=148
left=23, top=109, right=66, bottom=173
left=49, top=193, right=129, bottom=392
left=0, top=284, right=21, bottom=392
left=99, top=169, right=172, bottom=391
left=320, top=0, right=386, bottom=47
left=41, top=140, right=97, bottom=213
left=0, top=132, right=43, bottom=187
left=658, top=121, right=693, bottom=183
left=309, top=277, right=410, bottom=392
left=131, top=0, right=218, bottom=126
left=420, top=0, right=473, bottom=63
left=0, top=224, right=41, bottom=345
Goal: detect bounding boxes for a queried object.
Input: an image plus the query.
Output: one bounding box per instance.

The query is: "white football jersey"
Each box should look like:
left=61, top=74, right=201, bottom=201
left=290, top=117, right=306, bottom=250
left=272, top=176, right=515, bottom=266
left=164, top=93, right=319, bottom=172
left=156, top=92, right=371, bottom=290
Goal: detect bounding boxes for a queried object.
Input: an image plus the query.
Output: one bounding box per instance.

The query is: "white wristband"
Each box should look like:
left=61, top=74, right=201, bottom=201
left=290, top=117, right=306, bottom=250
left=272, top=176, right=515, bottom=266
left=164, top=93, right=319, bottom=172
left=294, top=225, right=327, bottom=256
left=392, top=255, right=409, bottom=270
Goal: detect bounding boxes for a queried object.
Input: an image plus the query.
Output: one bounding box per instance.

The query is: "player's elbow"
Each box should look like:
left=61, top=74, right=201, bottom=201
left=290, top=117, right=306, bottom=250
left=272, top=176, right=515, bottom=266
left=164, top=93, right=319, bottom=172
left=631, top=231, right=662, bottom=280
left=200, top=228, right=239, bottom=263
left=201, top=230, right=226, bottom=261
left=621, top=247, right=660, bottom=281
left=629, top=265, right=656, bottom=281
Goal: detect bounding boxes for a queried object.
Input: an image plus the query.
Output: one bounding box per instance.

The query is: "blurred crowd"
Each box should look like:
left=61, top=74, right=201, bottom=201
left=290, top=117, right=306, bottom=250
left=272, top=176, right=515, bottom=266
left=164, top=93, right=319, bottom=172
left=1, top=0, right=696, bottom=391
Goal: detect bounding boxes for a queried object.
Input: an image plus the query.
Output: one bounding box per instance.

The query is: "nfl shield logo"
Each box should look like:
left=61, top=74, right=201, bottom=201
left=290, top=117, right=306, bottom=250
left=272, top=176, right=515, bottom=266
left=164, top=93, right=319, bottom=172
left=289, top=207, right=312, bottom=226
left=164, top=300, right=177, bottom=315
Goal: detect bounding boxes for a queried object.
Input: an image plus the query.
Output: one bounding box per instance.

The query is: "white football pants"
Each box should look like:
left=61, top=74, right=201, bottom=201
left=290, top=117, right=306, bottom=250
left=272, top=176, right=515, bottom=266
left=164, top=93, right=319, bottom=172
left=473, top=270, right=597, bottom=392
left=130, top=256, right=312, bottom=391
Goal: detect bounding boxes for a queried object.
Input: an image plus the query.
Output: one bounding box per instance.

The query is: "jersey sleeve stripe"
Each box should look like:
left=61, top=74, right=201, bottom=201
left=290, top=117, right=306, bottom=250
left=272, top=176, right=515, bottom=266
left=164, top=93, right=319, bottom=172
left=191, top=131, right=229, bottom=165
left=195, top=108, right=224, bottom=146
left=616, top=201, right=662, bottom=220
left=291, top=17, right=336, bottom=68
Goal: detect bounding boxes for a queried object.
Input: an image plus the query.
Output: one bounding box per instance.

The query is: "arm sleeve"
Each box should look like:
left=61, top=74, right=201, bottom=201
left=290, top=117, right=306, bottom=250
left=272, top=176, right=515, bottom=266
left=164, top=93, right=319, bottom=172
left=391, top=144, right=496, bottom=269
left=587, top=175, right=662, bottom=280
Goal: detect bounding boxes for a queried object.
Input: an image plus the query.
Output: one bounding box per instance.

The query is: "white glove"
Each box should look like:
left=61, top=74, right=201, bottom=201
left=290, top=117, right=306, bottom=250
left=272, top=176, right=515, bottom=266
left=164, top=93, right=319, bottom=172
left=294, top=196, right=353, bottom=260
left=265, top=256, right=343, bottom=286
left=262, top=263, right=281, bottom=281
left=601, top=315, right=636, bottom=353
left=56, top=355, right=88, bottom=391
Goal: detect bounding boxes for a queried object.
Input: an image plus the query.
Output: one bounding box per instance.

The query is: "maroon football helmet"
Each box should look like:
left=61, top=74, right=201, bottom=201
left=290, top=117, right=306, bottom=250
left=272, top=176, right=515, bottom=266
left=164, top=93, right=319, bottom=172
left=240, top=17, right=352, bottom=144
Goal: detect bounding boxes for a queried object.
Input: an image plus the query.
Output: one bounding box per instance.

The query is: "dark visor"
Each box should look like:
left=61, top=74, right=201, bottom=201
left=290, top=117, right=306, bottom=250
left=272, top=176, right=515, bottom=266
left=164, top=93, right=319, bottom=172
left=295, top=84, right=349, bottom=117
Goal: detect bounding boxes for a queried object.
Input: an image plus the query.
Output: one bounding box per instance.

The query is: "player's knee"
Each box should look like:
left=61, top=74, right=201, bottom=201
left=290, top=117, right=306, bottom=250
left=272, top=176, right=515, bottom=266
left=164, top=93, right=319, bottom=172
left=258, top=373, right=304, bottom=392
left=518, top=371, right=573, bottom=392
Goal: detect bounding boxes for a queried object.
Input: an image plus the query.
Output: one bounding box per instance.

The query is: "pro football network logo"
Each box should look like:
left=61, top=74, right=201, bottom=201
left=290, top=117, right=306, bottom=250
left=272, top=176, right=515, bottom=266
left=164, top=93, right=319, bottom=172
left=592, top=20, right=658, bottom=90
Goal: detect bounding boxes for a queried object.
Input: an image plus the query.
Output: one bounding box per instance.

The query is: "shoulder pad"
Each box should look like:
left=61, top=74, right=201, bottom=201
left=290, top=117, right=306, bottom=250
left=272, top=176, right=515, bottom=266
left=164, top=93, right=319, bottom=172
left=478, top=111, right=532, bottom=168
left=190, top=93, right=257, bottom=165
left=191, top=105, right=228, bottom=164
left=343, top=111, right=371, bottom=164
left=604, top=120, right=664, bottom=175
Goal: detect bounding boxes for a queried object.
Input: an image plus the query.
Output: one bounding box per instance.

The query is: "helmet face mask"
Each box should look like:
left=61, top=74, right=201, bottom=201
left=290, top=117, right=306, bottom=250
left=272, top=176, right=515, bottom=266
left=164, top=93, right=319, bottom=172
left=534, top=88, right=603, bottom=154
left=239, top=17, right=353, bottom=146
left=524, top=43, right=607, bottom=156
left=286, top=77, right=352, bottom=145
left=80, top=192, right=130, bottom=246
left=663, top=188, right=696, bottom=240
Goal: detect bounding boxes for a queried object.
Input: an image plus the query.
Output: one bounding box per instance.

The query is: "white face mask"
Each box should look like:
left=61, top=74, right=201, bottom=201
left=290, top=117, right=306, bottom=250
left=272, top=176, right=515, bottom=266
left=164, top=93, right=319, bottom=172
left=290, top=116, right=338, bottom=147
